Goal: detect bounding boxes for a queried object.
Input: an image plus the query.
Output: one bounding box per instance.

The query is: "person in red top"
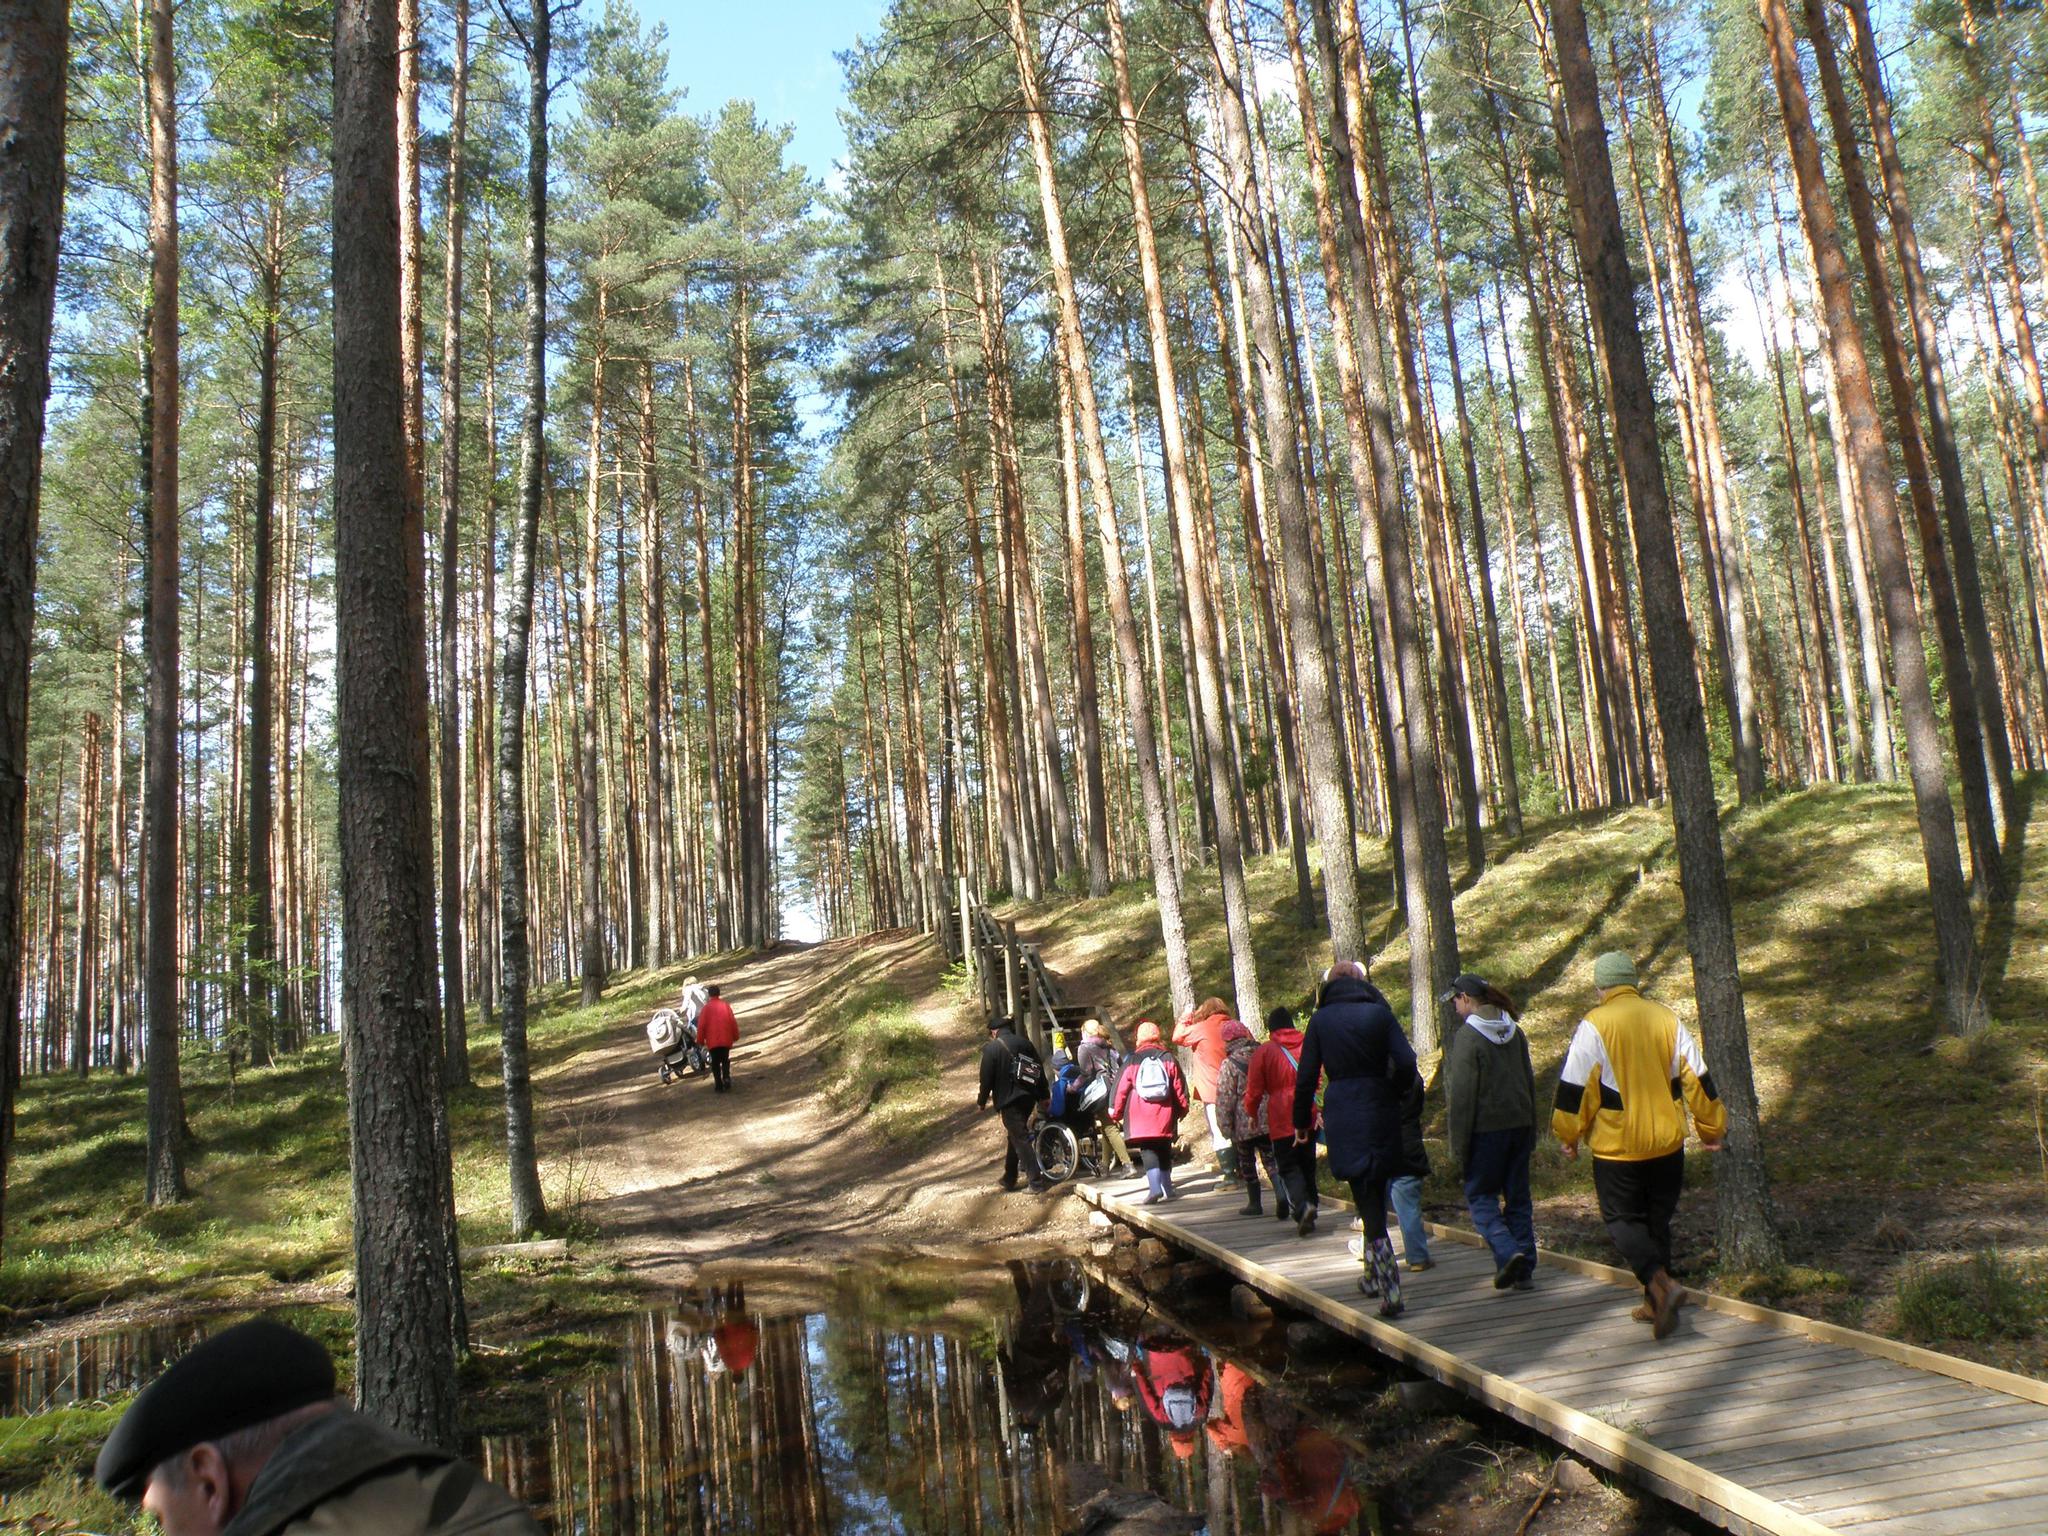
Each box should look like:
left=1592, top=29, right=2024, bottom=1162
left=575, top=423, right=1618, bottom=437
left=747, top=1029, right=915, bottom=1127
left=1245, top=1006, right=1318, bottom=1228
left=1132, top=1335, right=1212, bottom=1461
left=1205, top=1362, right=1257, bottom=1458
left=695, top=985, right=739, bottom=1092
left=1172, top=996, right=1236, bottom=1178
left=1110, top=1021, right=1190, bottom=1204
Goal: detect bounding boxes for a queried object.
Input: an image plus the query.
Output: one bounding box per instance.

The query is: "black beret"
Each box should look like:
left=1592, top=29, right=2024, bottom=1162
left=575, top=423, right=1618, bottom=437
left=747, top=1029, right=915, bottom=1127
left=95, top=1319, right=337, bottom=1499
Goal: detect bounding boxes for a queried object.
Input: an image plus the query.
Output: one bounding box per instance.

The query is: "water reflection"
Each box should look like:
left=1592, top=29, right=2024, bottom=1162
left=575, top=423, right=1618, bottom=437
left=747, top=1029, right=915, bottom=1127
left=0, top=1318, right=214, bottom=1417
left=474, top=1263, right=1386, bottom=1536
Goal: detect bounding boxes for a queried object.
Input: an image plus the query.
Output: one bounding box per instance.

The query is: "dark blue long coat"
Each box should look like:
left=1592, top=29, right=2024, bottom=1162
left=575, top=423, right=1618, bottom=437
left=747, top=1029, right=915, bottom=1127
left=1292, top=975, right=1421, bottom=1184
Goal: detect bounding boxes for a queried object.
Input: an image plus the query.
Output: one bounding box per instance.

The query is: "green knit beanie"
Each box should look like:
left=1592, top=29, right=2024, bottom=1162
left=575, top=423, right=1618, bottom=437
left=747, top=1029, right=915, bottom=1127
left=1593, top=951, right=1637, bottom=991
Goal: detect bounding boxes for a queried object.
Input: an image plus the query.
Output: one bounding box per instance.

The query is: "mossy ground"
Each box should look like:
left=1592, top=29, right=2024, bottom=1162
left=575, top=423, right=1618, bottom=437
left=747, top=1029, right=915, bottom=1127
left=999, top=779, right=2048, bottom=1372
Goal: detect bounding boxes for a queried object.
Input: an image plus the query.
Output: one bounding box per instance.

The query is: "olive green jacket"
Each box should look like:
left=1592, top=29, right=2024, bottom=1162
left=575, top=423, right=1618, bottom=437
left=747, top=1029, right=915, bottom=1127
left=222, top=1410, right=540, bottom=1536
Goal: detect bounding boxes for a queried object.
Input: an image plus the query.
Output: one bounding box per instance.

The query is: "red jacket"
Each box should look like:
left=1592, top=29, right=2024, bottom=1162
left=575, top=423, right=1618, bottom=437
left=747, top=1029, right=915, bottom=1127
left=1172, top=1013, right=1231, bottom=1103
left=696, top=998, right=738, bottom=1050
left=1245, top=1027, right=1312, bottom=1137
left=713, top=1316, right=758, bottom=1374
left=1133, top=1339, right=1211, bottom=1433
left=1206, top=1362, right=1256, bottom=1456
left=1111, top=1050, right=1189, bottom=1141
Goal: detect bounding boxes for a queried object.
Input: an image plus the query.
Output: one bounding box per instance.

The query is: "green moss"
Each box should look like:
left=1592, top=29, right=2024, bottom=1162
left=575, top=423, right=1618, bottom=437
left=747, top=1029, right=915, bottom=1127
left=819, top=983, right=947, bottom=1144
left=1896, top=1251, right=2048, bottom=1344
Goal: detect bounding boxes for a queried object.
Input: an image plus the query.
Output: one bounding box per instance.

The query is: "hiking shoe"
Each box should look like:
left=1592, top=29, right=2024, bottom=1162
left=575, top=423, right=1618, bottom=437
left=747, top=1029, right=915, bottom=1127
left=1630, top=1301, right=1656, bottom=1323
left=1296, top=1206, right=1318, bottom=1238
left=999, top=1179, right=1021, bottom=1193
left=1511, top=1277, right=1536, bottom=1291
left=1649, top=1270, right=1687, bottom=1340
left=1028, top=1181, right=1054, bottom=1194
left=1238, top=1195, right=1263, bottom=1216
left=1494, top=1253, right=1533, bottom=1291
left=1405, top=1257, right=1436, bottom=1273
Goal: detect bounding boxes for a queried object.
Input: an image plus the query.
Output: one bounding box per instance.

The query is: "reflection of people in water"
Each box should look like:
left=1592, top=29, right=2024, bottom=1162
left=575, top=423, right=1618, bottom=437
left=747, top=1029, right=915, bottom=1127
left=1237, top=1376, right=1362, bottom=1534
left=1131, top=1334, right=1213, bottom=1460
left=1205, top=1362, right=1256, bottom=1458
left=666, top=1282, right=761, bottom=1377
left=1000, top=1261, right=1072, bottom=1428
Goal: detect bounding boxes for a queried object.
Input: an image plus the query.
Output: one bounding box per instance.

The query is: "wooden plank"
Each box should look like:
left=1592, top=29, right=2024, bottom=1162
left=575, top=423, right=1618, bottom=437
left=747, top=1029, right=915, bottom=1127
left=1762, top=1433, right=2048, bottom=1503
left=1692, top=1401, right=2047, bottom=1473
left=1737, top=1418, right=2048, bottom=1488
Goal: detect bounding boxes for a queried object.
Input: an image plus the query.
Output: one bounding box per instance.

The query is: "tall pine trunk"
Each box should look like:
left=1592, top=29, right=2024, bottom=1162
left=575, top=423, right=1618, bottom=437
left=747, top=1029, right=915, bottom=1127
left=1759, top=0, right=1985, bottom=1036
left=333, top=0, right=464, bottom=1447
left=1547, top=0, right=1781, bottom=1269
left=1003, top=0, right=1195, bottom=1016
left=1105, top=0, right=1262, bottom=1027
left=495, top=0, right=552, bottom=1238
left=1206, top=0, right=1366, bottom=964
left=437, top=0, right=470, bottom=1085
left=143, top=0, right=184, bottom=1206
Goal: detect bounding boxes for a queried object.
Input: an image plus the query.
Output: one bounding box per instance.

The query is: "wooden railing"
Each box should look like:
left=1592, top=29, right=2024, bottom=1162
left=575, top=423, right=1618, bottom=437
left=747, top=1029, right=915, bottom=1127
left=946, top=880, right=1090, bottom=1058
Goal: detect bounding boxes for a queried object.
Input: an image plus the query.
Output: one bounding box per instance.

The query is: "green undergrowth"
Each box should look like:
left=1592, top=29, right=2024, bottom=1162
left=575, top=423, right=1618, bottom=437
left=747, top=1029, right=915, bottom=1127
left=1894, top=1250, right=2048, bottom=1346
left=1001, top=779, right=2048, bottom=1356
left=819, top=982, right=945, bottom=1144
left=0, top=954, right=738, bottom=1325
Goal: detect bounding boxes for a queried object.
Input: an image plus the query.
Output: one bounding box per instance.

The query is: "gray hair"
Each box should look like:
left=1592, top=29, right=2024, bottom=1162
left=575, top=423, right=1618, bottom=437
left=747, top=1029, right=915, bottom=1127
left=149, top=1401, right=333, bottom=1492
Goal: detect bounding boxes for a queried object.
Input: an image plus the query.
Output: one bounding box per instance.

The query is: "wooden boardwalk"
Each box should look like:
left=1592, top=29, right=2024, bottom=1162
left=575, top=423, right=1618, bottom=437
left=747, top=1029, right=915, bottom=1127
left=1079, top=1173, right=2048, bottom=1536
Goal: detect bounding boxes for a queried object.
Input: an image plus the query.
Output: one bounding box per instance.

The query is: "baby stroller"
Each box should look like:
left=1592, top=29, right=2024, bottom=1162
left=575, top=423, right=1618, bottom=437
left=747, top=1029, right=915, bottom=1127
left=647, top=1007, right=710, bottom=1084
left=1032, top=1061, right=1112, bottom=1185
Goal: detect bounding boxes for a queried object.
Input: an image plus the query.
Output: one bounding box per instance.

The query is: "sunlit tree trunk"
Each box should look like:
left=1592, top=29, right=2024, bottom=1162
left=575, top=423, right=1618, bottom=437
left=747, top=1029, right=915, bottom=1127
left=436, top=0, right=469, bottom=1082
left=334, top=0, right=465, bottom=1445
left=1759, top=0, right=1984, bottom=1035
left=1546, top=0, right=1781, bottom=1268
left=1003, top=0, right=1194, bottom=1016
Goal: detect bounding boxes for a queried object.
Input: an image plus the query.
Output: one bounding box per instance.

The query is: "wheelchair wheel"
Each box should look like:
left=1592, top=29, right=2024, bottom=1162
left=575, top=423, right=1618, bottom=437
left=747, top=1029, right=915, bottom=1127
left=1033, top=1121, right=1080, bottom=1185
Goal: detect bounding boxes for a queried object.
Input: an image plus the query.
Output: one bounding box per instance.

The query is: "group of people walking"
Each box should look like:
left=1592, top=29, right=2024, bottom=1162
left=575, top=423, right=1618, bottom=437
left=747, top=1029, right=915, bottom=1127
left=987, top=946, right=1725, bottom=1335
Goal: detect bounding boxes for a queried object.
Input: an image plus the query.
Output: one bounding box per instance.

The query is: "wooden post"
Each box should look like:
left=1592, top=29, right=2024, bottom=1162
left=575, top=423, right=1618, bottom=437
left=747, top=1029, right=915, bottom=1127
left=1002, top=921, right=1020, bottom=1023
left=958, top=877, right=973, bottom=975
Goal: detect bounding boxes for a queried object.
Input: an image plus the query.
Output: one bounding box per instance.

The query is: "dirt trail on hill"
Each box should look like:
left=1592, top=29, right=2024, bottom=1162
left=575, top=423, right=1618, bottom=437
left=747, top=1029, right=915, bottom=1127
left=537, top=929, right=1088, bottom=1283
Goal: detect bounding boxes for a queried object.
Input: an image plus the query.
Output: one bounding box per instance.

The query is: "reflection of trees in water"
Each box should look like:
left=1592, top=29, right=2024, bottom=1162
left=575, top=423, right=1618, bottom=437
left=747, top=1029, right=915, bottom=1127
left=472, top=1280, right=1372, bottom=1535
left=0, top=1318, right=215, bottom=1417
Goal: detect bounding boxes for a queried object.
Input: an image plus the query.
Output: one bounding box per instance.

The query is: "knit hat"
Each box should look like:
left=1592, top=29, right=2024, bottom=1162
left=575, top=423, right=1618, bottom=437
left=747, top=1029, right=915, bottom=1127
left=1134, top=1020, right=1163, bottom=1047
left=1593, top=951, right=1637, bottom=990
left=1221, top=1019, right=1254, bottom=1045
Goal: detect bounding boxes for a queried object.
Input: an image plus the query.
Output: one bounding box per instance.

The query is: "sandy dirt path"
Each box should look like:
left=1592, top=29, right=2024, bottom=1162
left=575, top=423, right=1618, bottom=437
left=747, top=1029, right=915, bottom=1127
left=536, top=929, right=1089, bottom=1283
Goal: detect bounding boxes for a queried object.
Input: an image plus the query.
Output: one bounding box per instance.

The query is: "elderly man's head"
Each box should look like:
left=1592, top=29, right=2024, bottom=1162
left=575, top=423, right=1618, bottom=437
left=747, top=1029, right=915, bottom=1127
left=98, top=1320, right=339, bottom=1536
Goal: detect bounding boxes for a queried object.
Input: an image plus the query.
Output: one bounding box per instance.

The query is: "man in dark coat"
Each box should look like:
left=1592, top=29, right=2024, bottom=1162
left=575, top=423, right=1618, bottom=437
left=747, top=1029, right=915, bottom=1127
left=978, top=1014, right=1051, bottom=1192
left=1292, top=961, right=1421, bottom=1317
left=95, top=1319, right=539, bottom=1536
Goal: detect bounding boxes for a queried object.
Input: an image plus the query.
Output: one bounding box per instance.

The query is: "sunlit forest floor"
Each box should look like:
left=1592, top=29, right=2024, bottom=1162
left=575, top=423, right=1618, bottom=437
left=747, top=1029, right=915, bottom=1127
left=1001, top=778, right=2048, bottom=1377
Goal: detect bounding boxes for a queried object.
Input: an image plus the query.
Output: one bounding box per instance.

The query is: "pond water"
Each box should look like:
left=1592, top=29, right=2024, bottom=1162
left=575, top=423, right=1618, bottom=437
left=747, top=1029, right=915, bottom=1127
left=474, top=1261, right=1422, bottom=1536
left=0, top=1261, right=1652, bottom=1535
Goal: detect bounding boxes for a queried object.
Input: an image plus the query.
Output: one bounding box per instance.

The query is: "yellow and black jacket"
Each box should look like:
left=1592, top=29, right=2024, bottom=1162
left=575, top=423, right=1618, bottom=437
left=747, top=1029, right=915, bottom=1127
left=1550, top=986, right=1726, bottom=1160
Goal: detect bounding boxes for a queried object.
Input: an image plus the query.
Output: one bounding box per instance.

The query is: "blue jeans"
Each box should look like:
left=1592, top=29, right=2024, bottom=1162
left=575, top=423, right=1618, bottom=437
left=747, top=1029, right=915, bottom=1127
left=1464, top=1127, right=1537, bottom=1272
left=1387, top=1174, right=1429, bottom=1264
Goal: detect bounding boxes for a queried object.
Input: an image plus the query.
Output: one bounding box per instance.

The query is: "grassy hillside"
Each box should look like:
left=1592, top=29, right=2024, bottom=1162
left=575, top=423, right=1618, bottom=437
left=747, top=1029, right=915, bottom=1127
left=1001, top=780, right=2048, bottom=1373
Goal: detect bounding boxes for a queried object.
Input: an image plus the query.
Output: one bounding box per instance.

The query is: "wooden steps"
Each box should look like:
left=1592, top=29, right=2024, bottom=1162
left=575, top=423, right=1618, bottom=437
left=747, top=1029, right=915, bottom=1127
left=1079, top=1173, right=2048, bottom=1536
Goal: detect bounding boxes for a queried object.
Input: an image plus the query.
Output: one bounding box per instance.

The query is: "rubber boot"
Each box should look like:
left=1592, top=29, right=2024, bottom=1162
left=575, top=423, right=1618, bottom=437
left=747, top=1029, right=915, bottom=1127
left=1238, top=1149, right=1262, bottom=1214
left=1238, top=1184, right=1262, bottom=1216
left=1141, top=1167, right=1165, bottom=1205
left=1218, top=1144, right=1241, bottom=1185
left=1373, top=1237, right=1404, bottom=1318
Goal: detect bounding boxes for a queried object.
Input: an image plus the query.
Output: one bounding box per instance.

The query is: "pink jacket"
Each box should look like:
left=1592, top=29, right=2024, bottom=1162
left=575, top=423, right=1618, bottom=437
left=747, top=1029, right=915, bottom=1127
left=1111, top=1050, right=1190, bottom=1141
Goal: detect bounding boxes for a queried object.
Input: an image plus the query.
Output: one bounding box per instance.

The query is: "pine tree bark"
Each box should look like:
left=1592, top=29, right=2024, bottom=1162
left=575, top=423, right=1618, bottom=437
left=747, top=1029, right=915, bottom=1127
left=1758, top=0, right=1986, bottom=1035
left=1205, top=0, right=1367, bottom=964
left=244, top=195, right=281, bottom=1071
left=1049, top=322, right=1111, bottom=898
left=436, top=0, right=469, bottom=1085
left=1315, top=0, right=1459, bottom=1023
left=0, top=0, right=65, bottom=1206
left=1002, top=0, right=1194, bottom=1016
left=70, top=716, right=102, bottom=1075
left=143, top=0, right=184, bottom=1205
left=1547, top=0, right=1781, bottom=1268
left=333, top=0, right=465, bottom=1447
left=495, top=0, right=552, bottom=1238
left=637, top=360, right=669, bottom=965
left=577, top=290, right=608, bottom=1001
left=1105, top=0, right=1261, bottom=1027
left=1803, top=0, right=2002, bottom=895
left=1396, top=0, right=1522, bottom=843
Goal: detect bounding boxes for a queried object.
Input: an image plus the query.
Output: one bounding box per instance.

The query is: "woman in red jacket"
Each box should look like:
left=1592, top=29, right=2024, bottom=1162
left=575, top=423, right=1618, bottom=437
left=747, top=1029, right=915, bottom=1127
left=1110, top=1021, right=1191, bottom=1204
left=695, top=985, right=739, bottom=1092
left=1171, top=997, right=1235, bottom=1177
left=1244, top=1006, right=1319, bottom=1230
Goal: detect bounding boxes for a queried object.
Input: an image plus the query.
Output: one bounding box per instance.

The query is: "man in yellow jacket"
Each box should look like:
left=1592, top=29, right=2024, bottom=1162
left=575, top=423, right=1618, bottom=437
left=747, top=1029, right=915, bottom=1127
left=1552, top=951, right=1726, bottom=1339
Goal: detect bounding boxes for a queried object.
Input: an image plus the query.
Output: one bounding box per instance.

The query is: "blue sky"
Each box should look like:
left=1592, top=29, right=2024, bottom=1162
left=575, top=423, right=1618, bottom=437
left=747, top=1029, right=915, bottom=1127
left=636, top=0, right=889, bottom=189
